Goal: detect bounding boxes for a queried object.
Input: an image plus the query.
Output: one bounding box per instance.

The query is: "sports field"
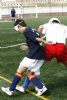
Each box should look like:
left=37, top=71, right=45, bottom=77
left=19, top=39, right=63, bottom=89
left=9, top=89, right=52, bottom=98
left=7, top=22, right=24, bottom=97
left=0, top=16, right=67, bottom=100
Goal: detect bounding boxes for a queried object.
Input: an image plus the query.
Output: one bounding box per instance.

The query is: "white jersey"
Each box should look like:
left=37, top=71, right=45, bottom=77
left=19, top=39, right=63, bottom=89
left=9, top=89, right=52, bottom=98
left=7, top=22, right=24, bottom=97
left=41, top=23, right=67, bottom=44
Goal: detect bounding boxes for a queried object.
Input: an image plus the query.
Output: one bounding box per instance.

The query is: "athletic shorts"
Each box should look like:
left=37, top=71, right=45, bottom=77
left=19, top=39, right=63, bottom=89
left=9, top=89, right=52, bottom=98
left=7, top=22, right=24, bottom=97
left=44, top=43, right=67, bottom=63
left=19, top=57, right=44, bottom=75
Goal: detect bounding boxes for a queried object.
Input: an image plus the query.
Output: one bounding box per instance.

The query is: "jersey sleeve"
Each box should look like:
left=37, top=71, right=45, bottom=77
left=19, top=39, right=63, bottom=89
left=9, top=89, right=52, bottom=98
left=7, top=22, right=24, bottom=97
left=24, top=27, right=39, bottom=42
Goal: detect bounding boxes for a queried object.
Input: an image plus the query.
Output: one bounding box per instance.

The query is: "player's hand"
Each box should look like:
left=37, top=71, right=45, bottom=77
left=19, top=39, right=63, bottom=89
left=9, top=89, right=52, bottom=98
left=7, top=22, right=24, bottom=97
left=20, top=45, right=28, bottom=51
left=44, top=41, right=50, bottom=44
left=41, top=39, right=49, bottom=44
left=43, top=41, right=52, bottom=44
left=36, top=37, right=42, bottom=42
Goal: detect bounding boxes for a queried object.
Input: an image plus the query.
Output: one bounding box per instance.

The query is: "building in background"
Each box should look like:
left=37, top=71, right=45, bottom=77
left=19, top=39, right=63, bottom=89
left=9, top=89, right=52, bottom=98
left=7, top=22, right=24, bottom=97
left=0, top=0, right=67, bottom=20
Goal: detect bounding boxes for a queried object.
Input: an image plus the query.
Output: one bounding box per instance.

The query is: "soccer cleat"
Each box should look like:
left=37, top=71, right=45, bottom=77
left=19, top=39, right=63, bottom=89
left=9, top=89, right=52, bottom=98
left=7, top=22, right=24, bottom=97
left=36, top=86, right=47, bottom=96
left=1, top=87, right=13, bottom=96
left=16, top=86, right=25, bottom=93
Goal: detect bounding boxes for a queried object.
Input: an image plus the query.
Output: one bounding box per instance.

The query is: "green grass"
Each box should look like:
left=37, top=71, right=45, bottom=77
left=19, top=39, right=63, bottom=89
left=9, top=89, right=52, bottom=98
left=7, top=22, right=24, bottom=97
left=0, top=16, right=67, bottom=100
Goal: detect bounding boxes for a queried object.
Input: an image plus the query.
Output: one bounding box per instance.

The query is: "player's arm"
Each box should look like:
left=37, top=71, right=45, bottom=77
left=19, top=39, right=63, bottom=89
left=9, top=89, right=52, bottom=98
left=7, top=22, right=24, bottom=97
left=25, top=27, right=47, bottom=44
left=36, top=37, right=48, bottom=44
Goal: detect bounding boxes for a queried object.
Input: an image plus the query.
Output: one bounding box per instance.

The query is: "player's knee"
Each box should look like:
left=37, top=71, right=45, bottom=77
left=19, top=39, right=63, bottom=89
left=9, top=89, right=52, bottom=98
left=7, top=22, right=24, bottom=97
left=17, top=66, right=27, bottom=73
left=15, top=72, right=22, bottom=78
left=16, top=67, right=27, bottom=78
left=27, top=71, right=36, bottom=81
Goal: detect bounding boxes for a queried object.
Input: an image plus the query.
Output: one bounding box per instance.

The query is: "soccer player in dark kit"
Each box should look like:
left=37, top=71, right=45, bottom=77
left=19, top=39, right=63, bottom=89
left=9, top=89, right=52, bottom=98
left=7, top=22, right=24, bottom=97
left=1, top=19, right=47, bottom=96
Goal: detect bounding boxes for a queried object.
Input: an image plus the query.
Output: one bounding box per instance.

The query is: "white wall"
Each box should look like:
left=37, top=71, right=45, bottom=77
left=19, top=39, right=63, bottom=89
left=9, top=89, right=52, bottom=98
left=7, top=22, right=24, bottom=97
left=1, top=6, right=67, bottom=15
left=2, top=0, right=16, bottom=1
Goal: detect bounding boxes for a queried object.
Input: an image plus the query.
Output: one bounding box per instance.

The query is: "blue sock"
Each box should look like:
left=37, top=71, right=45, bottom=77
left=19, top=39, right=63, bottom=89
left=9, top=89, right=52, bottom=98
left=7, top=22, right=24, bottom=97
left=22, top=77, right=30, bottom=88
left=31, top=77, right=43, bottom=89
left=9, top=75, right=21, bottom=91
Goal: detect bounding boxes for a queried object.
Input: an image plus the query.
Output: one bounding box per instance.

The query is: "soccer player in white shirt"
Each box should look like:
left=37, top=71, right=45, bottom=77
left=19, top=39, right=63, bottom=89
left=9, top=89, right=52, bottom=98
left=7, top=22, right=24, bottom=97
left=38, top=18, right=67, bottom=67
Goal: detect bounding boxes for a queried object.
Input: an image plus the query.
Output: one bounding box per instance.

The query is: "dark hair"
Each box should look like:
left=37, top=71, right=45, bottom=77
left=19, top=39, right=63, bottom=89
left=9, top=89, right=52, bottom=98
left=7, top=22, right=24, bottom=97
left=14, top=19, right=27, bottom=27
left=52, top=20, right=60, bottom=23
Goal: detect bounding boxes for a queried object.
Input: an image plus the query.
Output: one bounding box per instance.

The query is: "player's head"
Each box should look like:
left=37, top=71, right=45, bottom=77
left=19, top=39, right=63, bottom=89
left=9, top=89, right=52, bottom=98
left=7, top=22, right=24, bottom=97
left=37, top=25, right=44, bottom=34
left=49, top=18, right=60, bottom=24
left=14, top=19, right=27, bottom=32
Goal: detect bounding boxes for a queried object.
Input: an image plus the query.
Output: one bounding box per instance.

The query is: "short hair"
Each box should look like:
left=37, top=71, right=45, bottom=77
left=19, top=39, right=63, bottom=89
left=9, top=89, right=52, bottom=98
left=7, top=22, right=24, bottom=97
left=52, top=20, right=60, bottom=23
left=14, top=19, right=27, bottom=27
left=49, top=18, right=60, bottom=24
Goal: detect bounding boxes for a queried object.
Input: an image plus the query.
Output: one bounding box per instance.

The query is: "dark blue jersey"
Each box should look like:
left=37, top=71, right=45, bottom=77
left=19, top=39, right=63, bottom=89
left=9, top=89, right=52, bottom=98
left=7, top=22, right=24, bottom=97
left=23, top=27, right=44, bottom=60
left=11, top=9, right=16, bottom=17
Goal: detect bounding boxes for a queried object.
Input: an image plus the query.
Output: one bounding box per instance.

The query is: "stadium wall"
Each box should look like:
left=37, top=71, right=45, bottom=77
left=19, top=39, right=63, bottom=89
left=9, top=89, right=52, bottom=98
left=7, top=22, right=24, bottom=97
left=0, top=0, right=67, bottom=19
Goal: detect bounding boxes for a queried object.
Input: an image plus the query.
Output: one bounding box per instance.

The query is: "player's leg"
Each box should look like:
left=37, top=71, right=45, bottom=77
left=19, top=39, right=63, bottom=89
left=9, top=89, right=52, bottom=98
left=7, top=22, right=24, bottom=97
left=9, top=66, right=27, bottom=90
left=16, top=76, right=30, bottom=93
left=27, top=71, right=47, bottom=96
left=15, top=58, right=34, bottom=93
left=21, top=60, right=45, bottom=93
left=57, top=44, right=67, bottom=67
left=28, top=60, right=47, bottom=96
left=62, top=46, right=67, bottom=67
left=16, top=70, right=47, bottom=96
left=1, top=66, right=27, bottom=96
left=43, top=44, right=54, bottom=61
left=1, top=57, right=28, bottom=96
left=63, top=62, right=67, bottom=67
left=16, top=59, right=47, bottom=96
left=22, top=77, right=30, bottom=88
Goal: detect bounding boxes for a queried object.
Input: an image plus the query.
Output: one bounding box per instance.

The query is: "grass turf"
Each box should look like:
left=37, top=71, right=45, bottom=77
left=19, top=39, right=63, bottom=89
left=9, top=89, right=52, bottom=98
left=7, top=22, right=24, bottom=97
left=0, top=16, right=67, bottom=100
